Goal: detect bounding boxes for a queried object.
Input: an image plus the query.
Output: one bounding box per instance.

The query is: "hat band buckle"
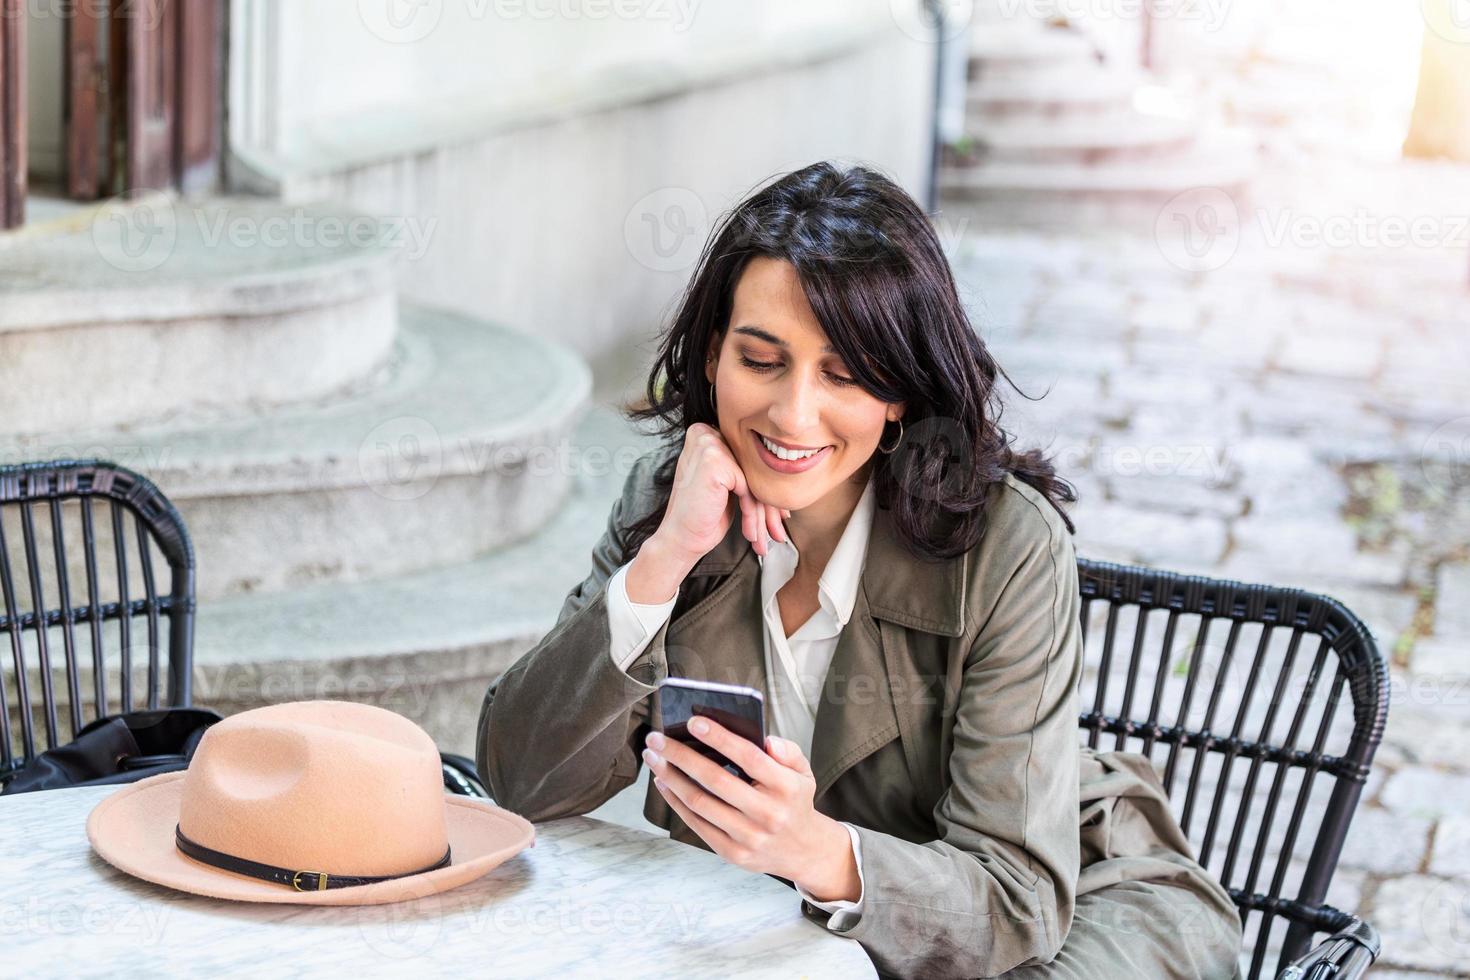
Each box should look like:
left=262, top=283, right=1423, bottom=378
left=292, top=870, right=329, bottom=892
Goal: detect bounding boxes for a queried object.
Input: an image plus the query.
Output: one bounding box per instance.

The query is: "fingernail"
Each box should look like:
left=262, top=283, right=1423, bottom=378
left=647, top=731, right=665, bottom=750
left=690, top=718, right=708, bottom=736
left=643, top=747, right=661, bottom=766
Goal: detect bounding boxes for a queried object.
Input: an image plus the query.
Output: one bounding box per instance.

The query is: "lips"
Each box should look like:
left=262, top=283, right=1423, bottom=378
left=758, top=432, right=829, bottom=453
left=753, top=430, right=833, bottom=474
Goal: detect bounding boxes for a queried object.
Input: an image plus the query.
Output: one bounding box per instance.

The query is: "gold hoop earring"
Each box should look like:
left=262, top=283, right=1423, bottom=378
left=878, top=417, right=903, bottom=454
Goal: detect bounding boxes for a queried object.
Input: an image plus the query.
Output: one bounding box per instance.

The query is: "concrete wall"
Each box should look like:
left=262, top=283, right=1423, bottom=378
left=226, top=0, right=937, bottom=396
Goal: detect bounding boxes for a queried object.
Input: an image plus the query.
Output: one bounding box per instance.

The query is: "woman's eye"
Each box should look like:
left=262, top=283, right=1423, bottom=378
left=738, top=356, right=856, bottom=387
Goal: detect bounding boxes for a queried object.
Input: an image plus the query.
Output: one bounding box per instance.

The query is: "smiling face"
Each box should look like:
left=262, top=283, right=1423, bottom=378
left=705, top=256, right=904, bottom=527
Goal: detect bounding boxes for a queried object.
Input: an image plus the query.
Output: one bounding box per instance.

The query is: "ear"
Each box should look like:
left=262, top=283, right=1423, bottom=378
left=705, top=334, right=723, bottom=386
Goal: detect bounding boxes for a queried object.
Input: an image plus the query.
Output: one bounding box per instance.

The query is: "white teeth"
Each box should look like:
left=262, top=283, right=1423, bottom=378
left=760, top=435, right=824, bottom=462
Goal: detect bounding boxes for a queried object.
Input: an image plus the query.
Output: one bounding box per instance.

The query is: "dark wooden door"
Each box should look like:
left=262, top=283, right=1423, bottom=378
left=65, top=0, right=108, bottom=199
left=65, top=0, right=221, bottom=200
left=1, top=0, right=25, bottom=228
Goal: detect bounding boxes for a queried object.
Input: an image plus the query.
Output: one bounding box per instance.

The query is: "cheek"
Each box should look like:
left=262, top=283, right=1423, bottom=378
left=841, top=407, right=892, bottom=447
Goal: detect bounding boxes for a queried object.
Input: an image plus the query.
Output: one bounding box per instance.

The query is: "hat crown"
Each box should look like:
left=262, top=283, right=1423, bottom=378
left=177, top=701, right=449, bottom=878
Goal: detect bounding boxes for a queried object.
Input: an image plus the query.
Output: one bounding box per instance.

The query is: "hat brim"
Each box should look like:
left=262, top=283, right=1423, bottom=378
left=86, top=770, right=536, bottom=905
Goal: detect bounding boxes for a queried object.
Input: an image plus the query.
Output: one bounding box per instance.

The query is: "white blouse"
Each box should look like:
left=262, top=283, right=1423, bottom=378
left=603, top=472, right=879, bottom=930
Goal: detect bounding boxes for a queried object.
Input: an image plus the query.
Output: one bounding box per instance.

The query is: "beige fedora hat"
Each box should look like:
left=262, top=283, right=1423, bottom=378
left=87, top=700, right=534, bottom=905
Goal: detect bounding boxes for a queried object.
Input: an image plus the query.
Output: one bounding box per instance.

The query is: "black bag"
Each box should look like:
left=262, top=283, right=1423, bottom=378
left=0, top=707, right=223, bottom=795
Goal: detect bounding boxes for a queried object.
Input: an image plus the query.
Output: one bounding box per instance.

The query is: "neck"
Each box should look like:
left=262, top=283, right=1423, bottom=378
left=785, top=462, right=871, bottom=566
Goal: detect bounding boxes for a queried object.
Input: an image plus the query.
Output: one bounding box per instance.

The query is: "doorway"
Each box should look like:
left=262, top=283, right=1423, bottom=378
left=0, top=0, right=224, bottom=230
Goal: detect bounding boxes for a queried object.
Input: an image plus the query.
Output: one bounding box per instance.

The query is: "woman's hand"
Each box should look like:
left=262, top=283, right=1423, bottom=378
left=641, top=718, right=861, bottom=903
left=654, top=423, right=790, bottom=562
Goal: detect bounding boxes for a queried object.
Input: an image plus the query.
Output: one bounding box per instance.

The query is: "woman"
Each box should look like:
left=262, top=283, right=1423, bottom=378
left=476, top=161, right=1243, bottom=978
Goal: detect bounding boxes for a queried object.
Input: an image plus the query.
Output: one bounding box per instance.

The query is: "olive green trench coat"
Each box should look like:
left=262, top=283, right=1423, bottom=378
left=477, top=445, right=1244, bottom=979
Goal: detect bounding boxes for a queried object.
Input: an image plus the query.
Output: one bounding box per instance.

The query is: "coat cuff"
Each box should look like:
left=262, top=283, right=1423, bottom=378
left=795, top=821, right=865, bottom=930
left=606, top=562, right=678, bottom=672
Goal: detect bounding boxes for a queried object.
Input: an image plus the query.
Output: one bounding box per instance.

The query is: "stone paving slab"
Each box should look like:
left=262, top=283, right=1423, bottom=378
left=942, top=148, right=1470, bottom=974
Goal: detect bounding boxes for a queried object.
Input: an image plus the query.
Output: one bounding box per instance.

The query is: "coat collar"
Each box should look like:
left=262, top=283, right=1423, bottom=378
left=688, top=495, right=968, bottom=638
left=677, top=494, right=967, bottom=800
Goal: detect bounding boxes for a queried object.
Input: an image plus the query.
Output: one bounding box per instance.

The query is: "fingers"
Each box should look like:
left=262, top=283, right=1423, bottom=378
left=738, top=492, right=763, bottom=556
left=684, top=717, right=791, bottom=789
left=652, top=772, right=740, bottom=856
left=644, top=732, right=770, bottom=827
left=720, top=455, right=765, bottom=556
left=764, top=504, right=787, bottom=545
left=648, top=753, right=762, bottom=841
left=698, top=425, right=789, bottom=557
left=764, top=735, right=813, bottom=778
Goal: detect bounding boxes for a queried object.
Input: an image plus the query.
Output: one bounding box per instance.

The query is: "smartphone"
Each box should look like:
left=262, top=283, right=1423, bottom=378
left=655, top=677, right=766, bottom=784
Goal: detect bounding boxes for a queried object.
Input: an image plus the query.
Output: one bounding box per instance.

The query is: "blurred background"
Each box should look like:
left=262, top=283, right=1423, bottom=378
left=0, top=1, right=1467, bottom=974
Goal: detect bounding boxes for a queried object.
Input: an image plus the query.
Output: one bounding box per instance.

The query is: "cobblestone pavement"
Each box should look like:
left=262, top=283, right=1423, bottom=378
left=943, top=157, right=1470, bottom=977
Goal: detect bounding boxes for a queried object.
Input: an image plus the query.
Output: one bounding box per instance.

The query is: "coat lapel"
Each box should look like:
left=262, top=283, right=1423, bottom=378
left=677, top=499, right=970, bottom=804
left=809, top=500, right=968, bottom=800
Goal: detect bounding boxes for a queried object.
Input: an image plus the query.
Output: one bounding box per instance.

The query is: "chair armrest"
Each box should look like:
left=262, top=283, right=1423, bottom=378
left=441, top=752, right=492, bottom=799
left=1277, top=916, right=1380, bottom=980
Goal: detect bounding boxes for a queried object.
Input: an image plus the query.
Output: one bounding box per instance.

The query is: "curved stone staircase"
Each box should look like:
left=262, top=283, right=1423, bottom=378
left=941, top=17, right=1258, bottom=230
left=1, top=194, right=665, bottom=759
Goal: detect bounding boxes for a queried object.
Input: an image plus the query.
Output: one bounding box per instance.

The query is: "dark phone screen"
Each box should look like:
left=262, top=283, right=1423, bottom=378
left=656, top=683, right=765, bottom=784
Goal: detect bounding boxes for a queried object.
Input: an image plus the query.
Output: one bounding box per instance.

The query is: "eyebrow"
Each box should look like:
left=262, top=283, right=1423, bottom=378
left=732, top=325, right=836, bottom=354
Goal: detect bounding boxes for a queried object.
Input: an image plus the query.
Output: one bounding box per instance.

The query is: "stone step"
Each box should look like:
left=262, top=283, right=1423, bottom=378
left=943, top=126, right=1256, bottom=195
left=965, top=112, right=1198, bottom=165
left=966, top=69, right=1141, bottom=123
left=2, top=404, right=668, bottom=760
left=969, top=26, right=1099, bottom=77
left=0, top=194, right=401, bottom=436
left=192, top=404, right=667, bottom=756
left=0, top=304, right=592, bottom=601
left=939, top=128, right=1259, bottom=231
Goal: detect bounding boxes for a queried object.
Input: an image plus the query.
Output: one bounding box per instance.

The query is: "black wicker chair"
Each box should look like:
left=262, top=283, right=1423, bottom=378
left=1076, top=557, right=1387, bottom=980
left=0, top=459, right=197, bottom=781
left=0, top=458, right=483, bottom=796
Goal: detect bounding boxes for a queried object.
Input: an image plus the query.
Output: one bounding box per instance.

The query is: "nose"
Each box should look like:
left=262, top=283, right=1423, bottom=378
left=768, top=367, right=822, bottom=437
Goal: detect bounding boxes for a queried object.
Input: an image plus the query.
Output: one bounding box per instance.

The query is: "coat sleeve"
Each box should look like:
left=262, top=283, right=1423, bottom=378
left=805, top=492, right=1085, bottom=979
left=606, top=561, right=679, bottom=672
left=475, top=450, right=677, bottom=822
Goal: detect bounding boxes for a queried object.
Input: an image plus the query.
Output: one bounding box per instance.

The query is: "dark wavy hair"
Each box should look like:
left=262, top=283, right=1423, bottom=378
left=618, top=160, right=1077, bottom=563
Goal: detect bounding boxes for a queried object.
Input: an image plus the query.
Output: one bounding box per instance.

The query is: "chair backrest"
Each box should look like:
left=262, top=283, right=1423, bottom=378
left=0, top=460, right=196, bottom=781
left=1074, top=557, right=1388, bottom=980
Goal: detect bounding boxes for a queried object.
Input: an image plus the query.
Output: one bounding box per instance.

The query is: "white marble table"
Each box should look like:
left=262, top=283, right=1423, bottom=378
left=1, top=785, right=876, bottom=978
